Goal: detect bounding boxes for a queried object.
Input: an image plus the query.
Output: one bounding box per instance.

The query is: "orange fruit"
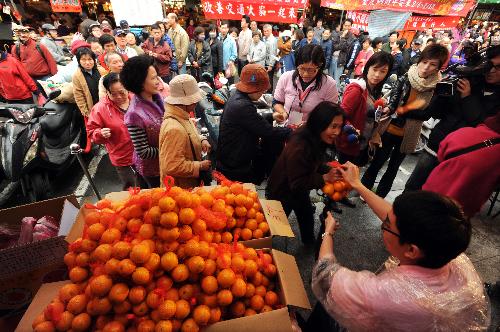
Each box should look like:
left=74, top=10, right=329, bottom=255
left=33, top=321, right=55, bottom=332
left=184, top=239, right=200, bottom=257
left=160, top=252, right=179, bottom=271
left=191, top=219, right=207, bottom=235
left=200, top=193, right=214, bottom=208
left=164, top=227, right=180, bottom=242
left=113, top=216, right=128, bottom=232
left=113, top=300, right=131, bottom=314
left=80, top=239, right=97, bottom=252
left=84, top=211, right=100, bottom=226
left=100, top=228, right=121, bottom=244
left=240, top=228, right=252, bottom=241
left=252, top=271, right=263, bottom=286
left=322, top=183, right=335, bottom=195
left=265, top=291, right=279, bottom=306
left=201, top=276, right=218, bottom=294
left=180, top=318, right=199, bottom=332
left=230, top=183, right=244, bottom=195
left=137, top=319, right=156, bottom=332
left=244, top=260, right=258, bottom=277
left=255, top=285, right=267, bottom=297
left=130, top=244, right=151, bottom=264
left=171, top=264, right=189, bottom=283
left=216, top=252, right=231, bottom=269
left=250, top=295, right=264, bottom=311
left=332, top=191, right=343, bottom=201
left=202, top=259, right=216, bottom=276
left=245, top=283, right=256, bottom=298
left=86, top=297, right=112, bottom=316
left=187, top=256, right=206, bottom=274
left=258, top=222, right=270, bottom=234
left=216, top=289, right=233, bottom=306
left=244, top=308, right=257, bottom=316
left=175, top=192, right=192, bottom=208
left=75, top=252, right=90, bottom=267
left=90, top=274, right=112, bottom=297
left=179, top=208, right=196, bottom=225
left=231, top=278, right=247, bottom=297
left=112, top=241, right=131, bottom=260
left=158, top=299, right=176, bottom=319
left=159, top=196, right=176, bottom=212
left=127, top=218, right=142, bottom=233
left=245, top=219, right=258, bottom=231
left=234, top=206, right=247, bottom=218
left=253, top=229, right=264, bottom=239
left=192, top=305, right=210, bottom=326
left=129, top=286, right=147, bottom=304
left=221, top=232, right=233, bottom=244
left=224, top=193, right=236, bottom=205
left=139, top=223, right=155, bottom=239
left=244, top=248, right=258, bottom=260
left=132, top=267, right=151, bottom=285
left=132, top=301, right=149, bottom=317
left=198, top=241, right=210, bottom=258
left=175, top=299, right=191, bottom=319
left=209, top=308, right=222, bottom=323
left=230, top=301, right=246, bottom=317
left=66, top=294, right=88, bottom=315
left=246, top=208, right=257, bottom=219
left=333, top=181, right=345, bottom=192
left=44, top=301, right=64, bottom=321
left=71, top=312, right=91, bottom=331
left=234, top=194, right=246, bottom=206
left=178, top=225, right=193, bottom=242
left=264, top=263, right=277, bottom=278
left=87, top=222, right=105, bottom=241
left=118, top=258, right=136, bottom=276
left=103, top=321, right=125, bottom=332
left=93, top=243, right=112, bottom=262
left=178, top=284, right=195, bottom=300
left=146, top=291, right=163, bottom=309
left=59, top=284, right=80, bottom=303
left=155, top=320, right=173, bottom=332
left=160, top=212, right=178, bottom=228
left=69, top=267, right=88, bottom=283
left=54, top=311, right=74, bottom=331
left=63, top=252, right=76, bottom=268
left=255, top=212, right=265, bottom=223
left=217, top=268, right=236, bottom=288
left=109, top=283, right=129, bottom=303
left=164, top=288, right=179, bottom=301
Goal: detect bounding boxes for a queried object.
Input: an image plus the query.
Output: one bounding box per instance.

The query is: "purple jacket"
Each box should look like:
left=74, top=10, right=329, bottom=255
left=124, top=94, right=165, bottom=177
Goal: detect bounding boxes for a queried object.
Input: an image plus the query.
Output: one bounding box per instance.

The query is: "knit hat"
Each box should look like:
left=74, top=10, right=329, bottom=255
left=165, top=74, right=204, bottom=105
left=236, top=64, right=270, bottom=94
left=71, top=40, right=91, bottom=55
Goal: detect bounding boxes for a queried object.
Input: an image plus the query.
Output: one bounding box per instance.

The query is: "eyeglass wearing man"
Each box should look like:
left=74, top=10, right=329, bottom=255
left=307, top=161, right=489, bottom=331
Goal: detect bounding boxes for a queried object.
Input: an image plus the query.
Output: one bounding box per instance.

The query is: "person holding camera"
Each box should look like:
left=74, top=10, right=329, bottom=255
left=405, top=45, right=500, bottom=192
left=307, top=162, right=489, bottom=331
left=159, top=74, right=211, bottom=188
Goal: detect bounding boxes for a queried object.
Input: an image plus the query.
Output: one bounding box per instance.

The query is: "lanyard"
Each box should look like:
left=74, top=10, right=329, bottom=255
left=298, top=83, right=314, bottom=111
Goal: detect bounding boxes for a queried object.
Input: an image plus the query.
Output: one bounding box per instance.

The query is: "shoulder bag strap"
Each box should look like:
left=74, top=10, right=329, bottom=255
left=165, top=116, right=199, bottom=161
left=443, top=137, right=500, bottom=161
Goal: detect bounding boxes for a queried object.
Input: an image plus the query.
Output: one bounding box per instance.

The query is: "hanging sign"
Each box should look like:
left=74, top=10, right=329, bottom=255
left=320, top=0, right=474, bottom=17
left=346, top=11, right=370, bottom=30
left=50, top=0, right=82, bottom=13
left=201, top=0, right=303, bottom=23
left=404, top=15, right=461, bottom=30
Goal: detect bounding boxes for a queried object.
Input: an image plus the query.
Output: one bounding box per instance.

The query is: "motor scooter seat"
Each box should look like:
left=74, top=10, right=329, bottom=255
left=39, top=102, right=73, bottom=133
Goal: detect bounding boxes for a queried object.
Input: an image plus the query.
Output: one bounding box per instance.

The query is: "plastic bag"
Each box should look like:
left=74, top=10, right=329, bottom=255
left=32, top=216, right=59, bottom=242
left=18, top=217, right=37, bottom=244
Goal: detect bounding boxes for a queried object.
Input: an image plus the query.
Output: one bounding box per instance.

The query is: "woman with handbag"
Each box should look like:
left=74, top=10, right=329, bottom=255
left=159, top=74, right=212, bottom=188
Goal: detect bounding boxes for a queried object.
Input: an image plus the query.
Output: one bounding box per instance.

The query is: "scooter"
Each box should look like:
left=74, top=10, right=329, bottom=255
left=0, top=90, right=86, bottom=204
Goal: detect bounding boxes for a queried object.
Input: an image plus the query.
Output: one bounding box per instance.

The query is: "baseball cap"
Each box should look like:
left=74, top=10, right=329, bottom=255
left=236, top=64, right=271, bottom=94
left=71, top=40, right=91, bottom=55
left=114, top=29, right=127, bottom=36
left=119, top=20, right=129, bottom=29
left=414, top=38, right=423, bottom=45
left=42, top=23, right=56, bottom=31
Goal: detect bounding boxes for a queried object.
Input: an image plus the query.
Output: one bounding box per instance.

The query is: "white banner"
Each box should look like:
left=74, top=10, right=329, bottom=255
left=110, top=0, right=163, bottom=26
left=367, top=10, right=411, bottom=38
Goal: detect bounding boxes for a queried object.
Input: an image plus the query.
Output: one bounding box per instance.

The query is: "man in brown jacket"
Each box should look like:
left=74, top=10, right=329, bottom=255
left=166, top=13, right=189, bottom=75
left=142, top=23, right=173, bottom=83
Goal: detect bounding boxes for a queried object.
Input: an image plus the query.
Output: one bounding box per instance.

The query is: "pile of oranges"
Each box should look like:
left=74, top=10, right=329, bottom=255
left=321, top=161, right=351, bottom=201
left=32, top=183, right=281, bottom=332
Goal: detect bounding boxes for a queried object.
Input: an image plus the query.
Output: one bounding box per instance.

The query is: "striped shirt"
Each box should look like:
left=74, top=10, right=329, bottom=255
left=126, top=125, right=159, bottom=159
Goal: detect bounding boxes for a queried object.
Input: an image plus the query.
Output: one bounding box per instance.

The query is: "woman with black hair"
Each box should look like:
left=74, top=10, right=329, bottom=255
left=266, top=101, right=345, bottom=245
left=337, top=51, right=394, bottom=166
left=187, top=26, right=211, bottom=81
left=207, top=24, right=223, bottom=75
left=273, top=44, right=339, bottom=126
left=121, top=55, right=165, bottom=188
left=72, top=47, right=107, bottom=118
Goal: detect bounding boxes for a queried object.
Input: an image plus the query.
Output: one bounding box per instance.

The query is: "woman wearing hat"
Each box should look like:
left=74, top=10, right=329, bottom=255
left=159, top=74, right=211, bottom=188
left=217, top=64, right=291, bottom=184
left=121, top=55, right=165, bottom=188
left=273, top=44, right=339, bottom=126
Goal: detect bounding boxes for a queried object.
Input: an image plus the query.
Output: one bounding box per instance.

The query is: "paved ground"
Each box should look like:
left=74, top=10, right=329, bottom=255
left=2, top=148, right=499, bottom=330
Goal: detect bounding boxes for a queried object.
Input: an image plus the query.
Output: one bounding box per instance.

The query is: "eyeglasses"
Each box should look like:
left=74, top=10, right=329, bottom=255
left=490, top=63, right=500, bottom=72
left=381, top=214, right=400, bottom=238
left=108, top=90, right=128, bottom=98
left=297, top=65, right=319, bottom=74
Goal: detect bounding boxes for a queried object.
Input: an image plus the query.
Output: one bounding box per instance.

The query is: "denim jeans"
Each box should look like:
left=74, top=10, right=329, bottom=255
left=404, top=149, right=439, bottom=192
left=179, top=62, right=187, bottom=74
left=329, top=56, right=338, bottom=78
left=361, top=132, right=406, bottom=198
left=334, top=65, right=344, bottom=85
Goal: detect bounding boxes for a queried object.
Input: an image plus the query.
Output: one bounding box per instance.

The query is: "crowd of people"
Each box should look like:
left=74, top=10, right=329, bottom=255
left=0, top=9, right=499, bottom=331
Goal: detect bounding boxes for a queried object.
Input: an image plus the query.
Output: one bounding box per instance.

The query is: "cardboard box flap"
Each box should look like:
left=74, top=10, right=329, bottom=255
left=16, top=280, right=70, bottom=332
left=272, top=249, right=311, bottom=310
left=260, top=200, right=294, bottom=238
left=0, top=236, right=67, bottom=280
left=205, top=307, right=293, bottom=332
left=58, top=199, right=80, bottom=236
left=65, top=207, right=87, bottom=244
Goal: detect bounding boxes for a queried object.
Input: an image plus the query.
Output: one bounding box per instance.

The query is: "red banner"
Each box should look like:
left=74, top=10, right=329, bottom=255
left=321, top=0, right=474, bottom=17
left=201, top=0, right=302, bottom=23
left=50, top=0, right=82, bottom=13
left=404, top=15, right=461, bottom=30
left=346, top=11, right=369, bottom=30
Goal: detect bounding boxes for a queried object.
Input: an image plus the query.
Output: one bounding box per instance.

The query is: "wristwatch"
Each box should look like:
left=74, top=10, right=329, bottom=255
left=321, top=231, right=335, bottom=239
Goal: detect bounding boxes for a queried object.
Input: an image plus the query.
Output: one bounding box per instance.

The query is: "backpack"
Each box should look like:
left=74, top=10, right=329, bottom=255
left=163, top=34, right=178, bottom=73
left=15, top=41, right=48, bottom=64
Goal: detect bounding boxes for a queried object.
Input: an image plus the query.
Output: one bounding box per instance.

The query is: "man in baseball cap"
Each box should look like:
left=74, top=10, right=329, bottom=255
left=216, top=64, right=291, bottom=184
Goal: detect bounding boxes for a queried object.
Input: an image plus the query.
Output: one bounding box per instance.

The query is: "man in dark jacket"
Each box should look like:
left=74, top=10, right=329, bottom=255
left=405, top=45, right=500, bottom=191
left=217, top=64, right=291, bottom=184
left=402, top=38, right=422, bottom=73
left=142, top=23, right=172, bottom=82
left=320, top=29, right=333, bottom=73
left=333, top=19, right=355, bottom=83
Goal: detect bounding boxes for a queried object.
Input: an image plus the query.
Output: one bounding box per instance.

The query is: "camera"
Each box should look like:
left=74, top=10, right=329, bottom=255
left=436, top=44, right=493, bottom=97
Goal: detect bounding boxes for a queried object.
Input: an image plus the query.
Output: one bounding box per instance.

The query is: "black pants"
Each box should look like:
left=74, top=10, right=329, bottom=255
left=361, top=132, right=406, bottom=198
left=303, top=302, right=342, bottom=332
left=404, top=149, right=439, bottom=192
left=142, top=175, right=160, bottom=189
left=337, top=148, right=369, bottom=167
left=281, top=192, right=315, bottom=245
left=238, top=59, right=248, bottom=76
left=115, top=166, right=147, bottom=190
left=267, top=68, right=274, bottom=93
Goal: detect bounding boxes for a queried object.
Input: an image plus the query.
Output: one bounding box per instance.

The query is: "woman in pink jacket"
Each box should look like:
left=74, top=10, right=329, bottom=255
left=87, top=73, right=143, bottom=189
left=353, top=35, right=374, bottom=78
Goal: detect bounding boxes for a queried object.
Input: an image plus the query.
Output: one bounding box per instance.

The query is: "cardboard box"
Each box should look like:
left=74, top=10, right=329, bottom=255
left=104, top=185, right=295, bottom=246
left=0, top=196, right=80, bottom=318
left=17, top=249, right=310, bottom=332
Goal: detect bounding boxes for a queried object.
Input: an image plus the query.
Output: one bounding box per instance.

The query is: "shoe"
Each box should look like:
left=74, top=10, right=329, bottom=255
left=339, top=197, right=356, bottom=208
